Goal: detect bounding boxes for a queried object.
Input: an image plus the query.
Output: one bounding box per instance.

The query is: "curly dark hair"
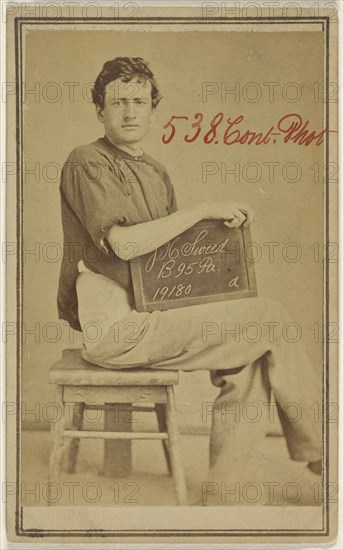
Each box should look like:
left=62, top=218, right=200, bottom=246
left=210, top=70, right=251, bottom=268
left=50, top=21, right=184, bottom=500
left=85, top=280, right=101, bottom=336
left=91, top=57, right=161, bottom=109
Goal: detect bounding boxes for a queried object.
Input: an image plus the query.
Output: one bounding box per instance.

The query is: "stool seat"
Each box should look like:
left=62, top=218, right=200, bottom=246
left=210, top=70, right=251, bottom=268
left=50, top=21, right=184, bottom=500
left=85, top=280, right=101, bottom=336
left=49, top=348, right=179, bottom=386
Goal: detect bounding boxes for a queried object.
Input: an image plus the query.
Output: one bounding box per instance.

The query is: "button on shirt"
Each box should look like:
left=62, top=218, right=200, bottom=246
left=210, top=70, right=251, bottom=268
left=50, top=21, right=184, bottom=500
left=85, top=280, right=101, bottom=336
left=58, top=136, right=177, bottom=331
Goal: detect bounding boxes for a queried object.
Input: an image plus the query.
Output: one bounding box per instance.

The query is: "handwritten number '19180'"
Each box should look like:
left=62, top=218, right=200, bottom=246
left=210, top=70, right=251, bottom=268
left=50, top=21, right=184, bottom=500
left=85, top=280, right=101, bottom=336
left=152, top=284, right=192, bottom=301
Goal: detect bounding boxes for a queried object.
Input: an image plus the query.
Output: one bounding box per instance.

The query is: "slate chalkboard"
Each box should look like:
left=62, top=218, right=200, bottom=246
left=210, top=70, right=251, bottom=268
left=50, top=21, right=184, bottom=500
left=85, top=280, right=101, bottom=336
left=130, top=220, right=257, bottom=312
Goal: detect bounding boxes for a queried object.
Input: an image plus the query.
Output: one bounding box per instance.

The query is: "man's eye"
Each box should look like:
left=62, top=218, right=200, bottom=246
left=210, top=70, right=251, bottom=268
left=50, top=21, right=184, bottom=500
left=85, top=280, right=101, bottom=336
left=135, top=100, right=145, bottom=105
left=112, top=101, right=121, bottom=106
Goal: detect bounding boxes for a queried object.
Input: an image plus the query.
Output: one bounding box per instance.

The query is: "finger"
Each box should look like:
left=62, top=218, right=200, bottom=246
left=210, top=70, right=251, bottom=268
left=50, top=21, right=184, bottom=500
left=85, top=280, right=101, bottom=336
left=238, top=205, right=255, bottom=226
left=238, top=205, right=252, bottom=223
left=232, top=208, right=247, bottom=226
left=224, top=218, right=242, bottom=229
left=243, top=216, right=255, bottom=228
left=224, top=220, right=238, bottom=229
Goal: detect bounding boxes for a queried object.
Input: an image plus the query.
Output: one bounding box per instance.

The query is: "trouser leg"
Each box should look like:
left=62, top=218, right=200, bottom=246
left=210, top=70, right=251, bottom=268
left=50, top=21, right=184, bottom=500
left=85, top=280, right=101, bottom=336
left=203, top=298, right=322, bottom=464
left=82, top=296, right=322, bottom=465
left=209, top=357, right=270, bottom=475
left=200, top=358, right=271, bottom=505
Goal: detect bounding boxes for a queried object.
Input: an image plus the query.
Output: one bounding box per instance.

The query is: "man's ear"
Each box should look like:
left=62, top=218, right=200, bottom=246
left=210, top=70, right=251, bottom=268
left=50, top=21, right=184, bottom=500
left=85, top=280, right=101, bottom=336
left=96, top=105, right=105, bottom=123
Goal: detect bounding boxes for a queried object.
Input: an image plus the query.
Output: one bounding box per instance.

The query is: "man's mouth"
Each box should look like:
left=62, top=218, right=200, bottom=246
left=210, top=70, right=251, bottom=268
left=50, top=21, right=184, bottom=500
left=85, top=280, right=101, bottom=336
left=122, top=125, right=140, bottom=128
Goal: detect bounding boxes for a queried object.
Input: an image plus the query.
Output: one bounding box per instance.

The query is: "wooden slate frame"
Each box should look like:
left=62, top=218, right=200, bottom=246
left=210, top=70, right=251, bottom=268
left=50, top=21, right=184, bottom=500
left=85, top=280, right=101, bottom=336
left=130, top=220, right=257, bottom=312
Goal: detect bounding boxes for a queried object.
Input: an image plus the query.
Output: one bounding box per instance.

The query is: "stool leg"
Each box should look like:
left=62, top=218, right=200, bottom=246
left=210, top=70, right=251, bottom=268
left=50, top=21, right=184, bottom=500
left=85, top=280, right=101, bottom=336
left=65, top=403, right=85, bottom=474
left=166, top=386, right=187, bottom=505
left=155, top=404, right=172, bottom=476
left=104, top=403, right=132, bottom=478
left=48, top=386, right=65, bottom=505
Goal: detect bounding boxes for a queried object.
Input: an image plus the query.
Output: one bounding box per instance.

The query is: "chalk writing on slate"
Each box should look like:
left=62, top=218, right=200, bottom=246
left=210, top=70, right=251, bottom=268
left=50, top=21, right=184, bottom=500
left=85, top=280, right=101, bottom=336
left=130, top=220, right=257, bottom=312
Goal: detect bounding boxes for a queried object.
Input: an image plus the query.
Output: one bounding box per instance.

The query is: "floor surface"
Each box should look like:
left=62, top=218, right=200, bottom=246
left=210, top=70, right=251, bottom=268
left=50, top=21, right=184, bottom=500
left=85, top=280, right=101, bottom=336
left=20, top=430, right=323, bottom=507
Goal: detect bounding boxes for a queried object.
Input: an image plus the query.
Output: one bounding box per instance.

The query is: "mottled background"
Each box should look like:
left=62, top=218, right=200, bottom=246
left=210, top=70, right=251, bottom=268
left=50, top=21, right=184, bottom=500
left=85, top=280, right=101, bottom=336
left=22, top=28, right=325, bottom=431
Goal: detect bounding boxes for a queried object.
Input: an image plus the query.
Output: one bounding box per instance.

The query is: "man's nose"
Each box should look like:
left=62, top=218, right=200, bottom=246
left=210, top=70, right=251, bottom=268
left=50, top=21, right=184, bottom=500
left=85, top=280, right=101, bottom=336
left=123, top=102, right=136, bottom=120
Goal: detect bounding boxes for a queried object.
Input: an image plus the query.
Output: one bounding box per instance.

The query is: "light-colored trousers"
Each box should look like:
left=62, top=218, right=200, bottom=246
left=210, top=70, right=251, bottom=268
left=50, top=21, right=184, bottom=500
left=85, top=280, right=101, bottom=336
left=76, top=272, right=322, bottom=483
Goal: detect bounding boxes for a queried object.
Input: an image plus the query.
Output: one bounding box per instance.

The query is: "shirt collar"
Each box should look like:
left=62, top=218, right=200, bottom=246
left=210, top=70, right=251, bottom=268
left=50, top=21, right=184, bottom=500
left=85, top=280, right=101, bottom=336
left=102, top=135, right=146, bottom=162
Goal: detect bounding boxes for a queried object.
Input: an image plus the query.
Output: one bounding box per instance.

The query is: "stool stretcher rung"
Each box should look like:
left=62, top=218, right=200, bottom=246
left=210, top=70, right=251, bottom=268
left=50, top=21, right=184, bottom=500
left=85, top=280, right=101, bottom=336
left=63, top=430, right=169, bottom=440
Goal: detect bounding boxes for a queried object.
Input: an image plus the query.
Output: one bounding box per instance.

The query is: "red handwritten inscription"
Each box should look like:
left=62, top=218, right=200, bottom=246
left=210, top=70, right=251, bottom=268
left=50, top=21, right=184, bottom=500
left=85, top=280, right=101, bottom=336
left=162, top=113, right=337, bottom=146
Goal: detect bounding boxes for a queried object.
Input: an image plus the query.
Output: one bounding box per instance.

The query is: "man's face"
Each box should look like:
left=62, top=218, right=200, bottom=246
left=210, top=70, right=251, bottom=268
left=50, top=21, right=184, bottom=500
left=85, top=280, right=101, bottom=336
left=96, top=78, right=155, bottom=147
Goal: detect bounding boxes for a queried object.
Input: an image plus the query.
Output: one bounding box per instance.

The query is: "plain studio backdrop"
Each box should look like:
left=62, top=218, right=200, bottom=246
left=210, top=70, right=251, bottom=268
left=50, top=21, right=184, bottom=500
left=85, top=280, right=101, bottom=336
left=22, top=28, right=325, bottom=431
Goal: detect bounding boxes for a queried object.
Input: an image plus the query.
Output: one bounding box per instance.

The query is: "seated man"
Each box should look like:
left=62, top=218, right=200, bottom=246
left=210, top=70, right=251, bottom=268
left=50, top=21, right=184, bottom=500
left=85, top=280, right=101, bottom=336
left=58, top=57, right=322, bottom=501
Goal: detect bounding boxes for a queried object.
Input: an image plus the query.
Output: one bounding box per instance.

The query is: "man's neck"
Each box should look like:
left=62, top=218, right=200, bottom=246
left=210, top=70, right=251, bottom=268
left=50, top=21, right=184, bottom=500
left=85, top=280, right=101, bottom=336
left=106, top=136, right=143, bottom=158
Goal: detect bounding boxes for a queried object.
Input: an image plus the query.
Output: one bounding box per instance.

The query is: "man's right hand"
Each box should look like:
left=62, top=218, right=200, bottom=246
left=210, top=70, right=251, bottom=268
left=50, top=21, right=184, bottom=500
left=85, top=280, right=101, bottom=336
left=196, top=202, right=256, bottom=228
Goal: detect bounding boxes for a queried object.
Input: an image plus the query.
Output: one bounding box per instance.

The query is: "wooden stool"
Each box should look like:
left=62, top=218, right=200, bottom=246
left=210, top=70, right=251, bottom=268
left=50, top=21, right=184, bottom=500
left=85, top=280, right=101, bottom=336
left=48, top=349, right=187, bottom=505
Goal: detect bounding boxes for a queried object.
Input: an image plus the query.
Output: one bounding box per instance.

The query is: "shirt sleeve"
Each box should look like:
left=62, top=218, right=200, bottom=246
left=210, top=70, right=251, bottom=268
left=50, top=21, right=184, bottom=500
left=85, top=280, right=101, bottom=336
left=163, top=170, right=178, bottom=214
left=169, top=186, right=178, bottom=214
left=60, top=146, right=138, bottom=252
